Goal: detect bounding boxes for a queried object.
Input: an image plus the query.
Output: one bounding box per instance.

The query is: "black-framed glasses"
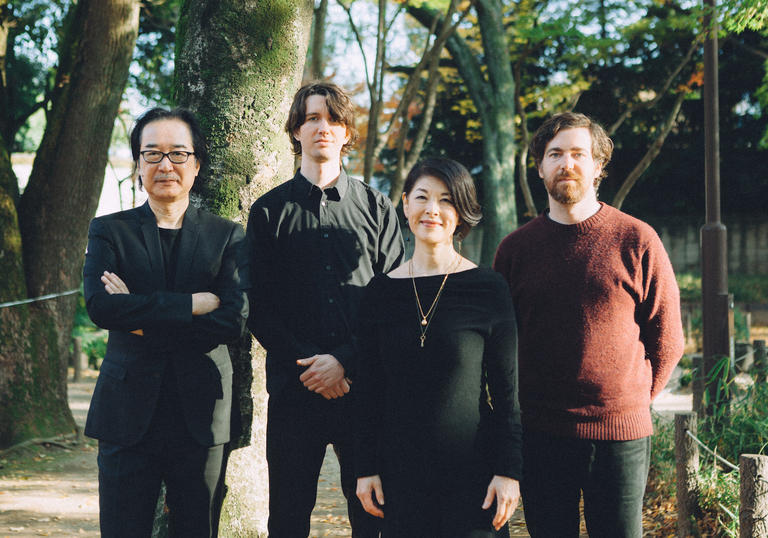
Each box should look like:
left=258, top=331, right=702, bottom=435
left=140, top=150, right=195, bottom=164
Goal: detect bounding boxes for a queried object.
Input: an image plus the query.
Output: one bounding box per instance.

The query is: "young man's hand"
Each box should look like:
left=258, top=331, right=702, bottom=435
left=297, top=354, right=348, bottom=398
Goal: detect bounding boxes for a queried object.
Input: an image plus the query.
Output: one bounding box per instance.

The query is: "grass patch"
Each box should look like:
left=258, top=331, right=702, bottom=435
left=648, top=359, right=768, bottom=536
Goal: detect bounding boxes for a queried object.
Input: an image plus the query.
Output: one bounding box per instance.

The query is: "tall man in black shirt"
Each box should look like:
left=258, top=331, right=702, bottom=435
left=246, top=81, right=404, bottom=536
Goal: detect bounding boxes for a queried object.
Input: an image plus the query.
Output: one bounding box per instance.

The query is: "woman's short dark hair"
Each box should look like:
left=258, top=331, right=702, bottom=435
left=130, top=107, right=208, bottom=187
left=529, top=111, right=613, bottom=187
left=285, top=81, right=358, bottom=155
left=403, top=157, right=482, bottom=240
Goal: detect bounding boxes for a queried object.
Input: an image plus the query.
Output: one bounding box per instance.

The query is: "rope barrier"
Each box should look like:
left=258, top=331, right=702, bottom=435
left=733, top=350, right=751, bottom=364
left=718, top=502, right=738, bottom=523
left=685, top=429, right=740, bottom=471
left=0, top=289, right=79, bottom=309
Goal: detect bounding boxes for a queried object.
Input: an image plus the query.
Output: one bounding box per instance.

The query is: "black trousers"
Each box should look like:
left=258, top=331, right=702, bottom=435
left=521, top=430, right=651, bottom=538
left=266, top=392, right=381, bottom=538
left=97, top=437, right=224, bottom=538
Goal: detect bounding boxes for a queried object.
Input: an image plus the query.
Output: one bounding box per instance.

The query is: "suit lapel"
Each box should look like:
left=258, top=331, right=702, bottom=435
left=174, top=204, right=201, bottom=292
left=138, top=202, right=166, bottom=290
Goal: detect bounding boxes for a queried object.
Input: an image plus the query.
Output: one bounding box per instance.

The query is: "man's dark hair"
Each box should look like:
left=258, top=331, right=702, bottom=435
left=130, top=107, right=208, bottom=187
left=403, top=157, right=482, bottom=240
left=285, top=81, right=358, bottom=156
left=529, top=112, right=614, bottom=187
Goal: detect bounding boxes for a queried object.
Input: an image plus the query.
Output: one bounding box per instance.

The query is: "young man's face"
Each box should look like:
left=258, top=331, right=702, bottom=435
left=538, top=127, right=601, bottom=206
left=294, top=94, right=350, bottom=164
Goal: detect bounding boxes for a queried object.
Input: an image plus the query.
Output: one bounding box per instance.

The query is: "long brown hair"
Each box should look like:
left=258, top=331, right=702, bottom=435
left=285, top=81, right=358, bottom=155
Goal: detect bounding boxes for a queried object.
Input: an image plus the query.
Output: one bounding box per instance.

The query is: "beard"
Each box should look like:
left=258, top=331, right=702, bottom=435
left=543, top=172, right=591, bottom=205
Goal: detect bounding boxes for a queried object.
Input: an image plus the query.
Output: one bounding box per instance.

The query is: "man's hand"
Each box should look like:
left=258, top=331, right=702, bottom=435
left=356, top=475, right=385, bottom=518
left=102, top=271, right=130, bottom=295
left=482, top=475, right=520, bottom=530
left=297, top=354, right=347, bottom=398
left=101, top=271, right=143, bottom=335
left=192, top=292, right=220, bottom=315
left=317, top=378, right=350, bottom=400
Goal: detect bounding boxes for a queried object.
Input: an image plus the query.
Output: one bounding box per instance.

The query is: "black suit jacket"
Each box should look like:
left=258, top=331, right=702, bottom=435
left=83, top=202, right=248, bottom=447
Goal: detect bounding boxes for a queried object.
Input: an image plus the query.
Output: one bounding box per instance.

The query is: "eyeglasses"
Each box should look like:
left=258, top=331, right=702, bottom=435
left=140, top=150, right=196, bottom=164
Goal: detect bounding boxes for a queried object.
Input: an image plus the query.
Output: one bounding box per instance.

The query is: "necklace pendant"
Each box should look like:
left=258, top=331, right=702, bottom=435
left=420, top=318, right=428, bottom=326
left=420, top=335, right=425, bottom=348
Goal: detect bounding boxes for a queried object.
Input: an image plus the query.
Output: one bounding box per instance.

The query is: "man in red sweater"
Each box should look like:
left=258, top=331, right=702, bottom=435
left=493, top=112, right=684, bottom=537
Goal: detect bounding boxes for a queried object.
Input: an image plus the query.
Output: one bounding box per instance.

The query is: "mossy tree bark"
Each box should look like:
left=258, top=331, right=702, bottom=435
left=408, top=0, right=518, bottom=264
left=0, top=0, right=140, bottom=448
left=175, top=1, right=313, bottom=534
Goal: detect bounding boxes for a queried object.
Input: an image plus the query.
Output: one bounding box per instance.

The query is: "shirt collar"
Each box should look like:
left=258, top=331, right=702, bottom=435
left=291, top=168, right=350, bottom=200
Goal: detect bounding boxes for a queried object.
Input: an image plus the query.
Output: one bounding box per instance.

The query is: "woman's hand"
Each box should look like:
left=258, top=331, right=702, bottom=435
left=356, top=475, right=385, bottom=518
left=482, top=475, right=520, bottom=531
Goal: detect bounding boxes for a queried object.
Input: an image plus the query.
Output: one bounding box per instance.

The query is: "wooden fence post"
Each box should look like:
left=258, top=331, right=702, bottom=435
left=692, top=355, right=705, bottom=419
left=754, top=340, right=766, bottom=384
left=739, top=454, right=768, bottom=537
left=73, top=337, right=83, bottom=382
left=675, top=412, right=702, bottom=537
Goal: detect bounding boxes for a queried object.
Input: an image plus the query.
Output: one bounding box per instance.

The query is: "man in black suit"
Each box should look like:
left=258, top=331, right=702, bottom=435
left=83, top=108, right=249, bottom=538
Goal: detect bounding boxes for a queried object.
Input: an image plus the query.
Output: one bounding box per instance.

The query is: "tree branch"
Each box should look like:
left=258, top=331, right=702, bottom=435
left=608, top=34, right=701, bottom=135
left=336, top=0, right=373, bottom=93
left=612, top=91, right=686, bottom=209
left=389, top=37, right=444, bottom=204
left=371, top=0, right=466, bottom=165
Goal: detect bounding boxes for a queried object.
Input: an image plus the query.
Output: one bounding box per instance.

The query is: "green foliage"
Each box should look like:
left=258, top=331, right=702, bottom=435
left=649, top=361, right=768, bottom=536
left=701, top=360, right=768, bottom=461
left=698, top=464, right=740, bottom=537
left=4, top=0, right=180, bottom=154
left=132, top=1, right=181, bottom=107
left=723, top=0, right=768, bottom=33
left=677, top=272, right=768, bottom=304
left=70, top=291, right=107, bottom=369
left=691, top=360, right=768, bottom=535
left=2, top=1, right=67, bottom=149
left=649, top=414, right=676, bottom=492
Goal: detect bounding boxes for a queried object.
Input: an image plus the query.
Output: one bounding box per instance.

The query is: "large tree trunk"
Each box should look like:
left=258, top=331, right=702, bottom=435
left=175, top=1, right=313, bottom=534
left=0, top=0, right=140, bottom=448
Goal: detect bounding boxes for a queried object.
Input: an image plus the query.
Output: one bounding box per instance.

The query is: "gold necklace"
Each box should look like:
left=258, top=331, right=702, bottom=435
left=409, top=254, right=461, bottom=348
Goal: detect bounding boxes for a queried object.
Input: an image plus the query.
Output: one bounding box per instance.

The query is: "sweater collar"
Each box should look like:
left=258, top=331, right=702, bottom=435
left=542, top=201, right=611, bottom=233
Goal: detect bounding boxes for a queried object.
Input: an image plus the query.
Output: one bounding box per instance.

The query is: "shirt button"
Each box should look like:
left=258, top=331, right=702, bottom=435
left=323, top=233, right=329, bottom=239
left=330, top=331, right=336, bottom=337
left=325, top=265, right=332, bottom=271
left=328, top=298, right=334, bottom=304
left=321, top=201, right=327, bottom=207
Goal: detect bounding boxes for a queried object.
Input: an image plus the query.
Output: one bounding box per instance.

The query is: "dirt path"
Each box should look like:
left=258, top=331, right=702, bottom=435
left=0, top=374, right=531, bottom=537
left=0, top=379, right=99, bottom=538
left=0, top=368, right=703, bottom=538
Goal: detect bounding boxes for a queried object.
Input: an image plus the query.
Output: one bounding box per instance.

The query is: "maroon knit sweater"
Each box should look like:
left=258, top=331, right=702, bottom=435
left=493, top=203, right=684, bottom=441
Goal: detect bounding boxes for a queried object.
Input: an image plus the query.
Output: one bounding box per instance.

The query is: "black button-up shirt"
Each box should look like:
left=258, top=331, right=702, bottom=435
left=246, top=169, right=404, bottom=396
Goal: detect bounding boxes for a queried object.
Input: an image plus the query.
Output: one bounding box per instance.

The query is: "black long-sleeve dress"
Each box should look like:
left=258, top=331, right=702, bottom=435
left=354, top=267, right=522, bottom=537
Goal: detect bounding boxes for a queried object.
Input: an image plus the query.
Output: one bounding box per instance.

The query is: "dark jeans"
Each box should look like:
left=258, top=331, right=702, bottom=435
left=267, top=392, right=381, bottom=538
left=521, top=430, right=650, bottom=538
left=98, top=437, right=224, bottom=538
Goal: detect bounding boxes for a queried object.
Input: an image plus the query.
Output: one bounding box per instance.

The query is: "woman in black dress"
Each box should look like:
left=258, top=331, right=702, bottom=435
left=355, top=157, right=522, bottom=537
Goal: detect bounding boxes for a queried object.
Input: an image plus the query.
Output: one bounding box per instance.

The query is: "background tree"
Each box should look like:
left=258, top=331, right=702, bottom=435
left=174, top=0, right=314, bottom=533
left=0, top=0, right=139, bottom=448
left=408, top=0, right=518, bottom=264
